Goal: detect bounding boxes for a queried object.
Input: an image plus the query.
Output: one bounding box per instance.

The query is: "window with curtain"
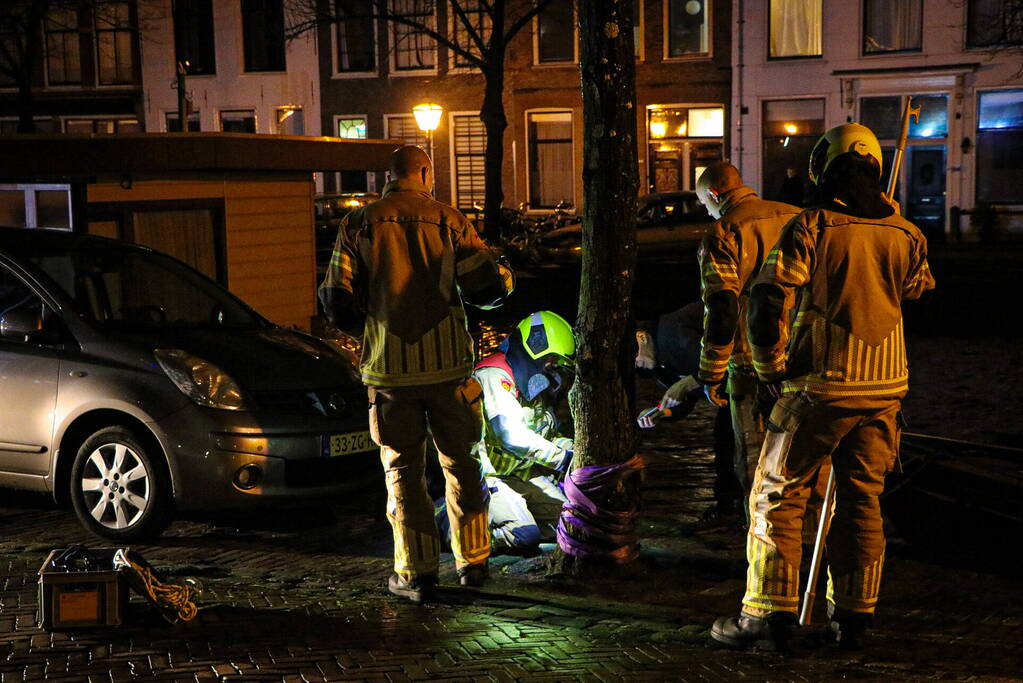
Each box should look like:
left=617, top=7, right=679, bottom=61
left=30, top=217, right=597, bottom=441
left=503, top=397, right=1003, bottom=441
left=769, top=0, right=821, bottom=58
left=452, top=113, right=486, bottom=209
left=968, top=0, right=1023, bottom=48
left=390, top=0, right=436, bottom=71
left=451, top=0, right=490, bottom=69
left=173, top=0, right=216, bottom=75
left=334, top=0, right=376, bottom=73
left=863, top=0, right=921, bottom=54
left=761, top=99, right=824, bottom=204
left=241, top=0, right=286, bottom=72
left=528, top=111, right=573, bottom=209
left=95, top=1, right=136, bottom=84
left=536, top=1, right=574, bottom=63
left=385, top=114, right=428, bottom=147
left=665, top=0, right=709, bottom=57
left=45, top=7, right=82, bottom=85
left=976, top=89, right=1023, bottom=203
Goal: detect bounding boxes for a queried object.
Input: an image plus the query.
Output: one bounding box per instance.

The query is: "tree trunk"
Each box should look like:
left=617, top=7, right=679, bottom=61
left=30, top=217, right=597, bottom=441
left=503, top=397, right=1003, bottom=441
left=479, top=38, right=507, bottom=243
left=552, top=0, right=640, bottom=576
left=14, top=1, right=47, bottom=133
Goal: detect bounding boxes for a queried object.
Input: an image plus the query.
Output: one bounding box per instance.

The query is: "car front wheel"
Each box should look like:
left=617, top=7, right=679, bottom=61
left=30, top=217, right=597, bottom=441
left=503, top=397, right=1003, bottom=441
left=70, top=426, right=173, bottom=541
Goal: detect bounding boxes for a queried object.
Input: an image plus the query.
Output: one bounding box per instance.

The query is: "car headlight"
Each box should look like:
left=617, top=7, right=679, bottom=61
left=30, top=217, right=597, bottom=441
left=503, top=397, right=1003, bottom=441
left=154, top=348, right=248, bottom=411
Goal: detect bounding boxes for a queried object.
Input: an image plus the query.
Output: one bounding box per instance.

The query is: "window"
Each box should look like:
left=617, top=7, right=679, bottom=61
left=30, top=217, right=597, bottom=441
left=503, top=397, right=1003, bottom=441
left=276, top=106, right=304, bottom=135
left=761, top=99, right=824, bottom=204
left=165, top=111, right=201, bottom=132
left=634, top=0, right=644, bottom=59
left=976, top=90, right=1023, bottom=203
left=0, top=31, right=17, bottom=87
left=45, top=7, right=82, bottom=85
left=863, top=0, right=921, bottom=54
left=334, top=116, right=369, bottom=192
left=451, top=113, right=486, bottom=209
left=647, top=105, right=724, bottom=192
left=968, top=0, right=1023, bottom=48
left=527, top=111, right=573, bottom=209
left=768, top=0, right=821, bottom=58
left=64, top=118, right=140, bottom=134
left=451, top=0, right=490, bottom=70
left=665, top=0, right=709, bottom=58
left=390, top=0, right=436, bottom=72
left=242, top=0, right=286, bottom=72
left=0, top=119, right=58, bottom=134
left=95, top=1, right=136, bottom=85
left=860, top=95, right=948, bottom=140
left=220, top=110, right=256, bottom=133
left=174, top=0, right=216, bottom=75
left=384, top=114, right=428, bottom=147
left=0, top=184, right=73, bottom=230
left=536, top=1, right=575, bottom=64
left=0, top=265, right=46, bottom=345
left=334, top=0, right=376, bottom=74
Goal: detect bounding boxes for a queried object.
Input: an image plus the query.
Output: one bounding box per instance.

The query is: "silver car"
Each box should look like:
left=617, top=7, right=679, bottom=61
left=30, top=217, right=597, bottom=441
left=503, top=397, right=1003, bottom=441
left=0, top=227, right=377, bottom=541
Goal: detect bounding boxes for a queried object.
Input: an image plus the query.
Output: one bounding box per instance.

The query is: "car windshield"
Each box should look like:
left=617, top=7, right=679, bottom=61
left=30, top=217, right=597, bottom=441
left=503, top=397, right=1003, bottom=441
left=639, top=195, right=710, bottom=222
left=19, top=247, right=262, bottom=330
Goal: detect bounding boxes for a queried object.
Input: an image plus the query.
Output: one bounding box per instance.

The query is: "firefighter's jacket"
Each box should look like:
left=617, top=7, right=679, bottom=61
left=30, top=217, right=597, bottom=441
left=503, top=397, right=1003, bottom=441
left=749, top=202, right=935, bottom=398
left=318, top=178, right=511, bottom=387
left=698, top=186, right=800, bottom=392
left=472, top=353, right=572, bottom=482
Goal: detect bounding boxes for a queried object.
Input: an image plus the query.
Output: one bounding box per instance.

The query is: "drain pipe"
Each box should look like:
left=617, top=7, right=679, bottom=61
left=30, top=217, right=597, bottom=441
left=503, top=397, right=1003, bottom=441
left=734, top=0, right=745, bottom=176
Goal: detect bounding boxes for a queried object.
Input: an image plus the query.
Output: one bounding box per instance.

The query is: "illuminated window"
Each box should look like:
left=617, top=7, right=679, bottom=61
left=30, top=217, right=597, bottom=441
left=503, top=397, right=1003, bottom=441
left=863, top=0, right=921, bottom=54
left=45, top=7, right=82, bottom=85
left=336, top=116, right=367, bottom=139
left=384, top=114, right=428, bottom=147
left=665, top=0, right=709, bottom=58
left=762, top=99, right=824, bottom=204
left=977, top=89, right=1023, bottom=202
left=452, top=113, right=486, bottom=209
left=527, top=111, right=573, bottom=209
left=334, top=0, right=376, bottom=73
left=95, top=1, right=136, bottom=85
left=242, top=0, right=286, bottom=72
left=390, top=0, right=436, bottom=72
left=276, top=106, right=304, bottom=135
left=769, top=0, right=821, bottom=58
left=860, top=95, right=947, bottom=140
left=536, top=1, right=575, bottom=64
left=688, top=108, right=723, bottom=137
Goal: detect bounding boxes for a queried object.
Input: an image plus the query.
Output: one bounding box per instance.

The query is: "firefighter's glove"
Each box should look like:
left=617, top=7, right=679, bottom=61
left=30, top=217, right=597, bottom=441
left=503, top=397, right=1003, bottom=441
left=659, top=375, right=706, bottom=416
left=702, top=380, right=728, bottom=408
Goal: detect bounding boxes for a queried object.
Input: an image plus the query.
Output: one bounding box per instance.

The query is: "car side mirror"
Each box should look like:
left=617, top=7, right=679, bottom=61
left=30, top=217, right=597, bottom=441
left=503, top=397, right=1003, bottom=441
left=0, top=308, right=43, bottom=342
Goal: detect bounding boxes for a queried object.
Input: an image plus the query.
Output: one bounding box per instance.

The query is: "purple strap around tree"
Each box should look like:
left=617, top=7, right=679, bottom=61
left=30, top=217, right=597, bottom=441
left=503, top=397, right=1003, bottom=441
left=556, top=455, right=644, bottom=563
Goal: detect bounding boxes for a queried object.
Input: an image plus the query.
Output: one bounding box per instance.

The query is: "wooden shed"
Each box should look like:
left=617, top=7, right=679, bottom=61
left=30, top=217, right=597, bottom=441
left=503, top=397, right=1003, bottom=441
left=0, top=133, right=398, bottom=329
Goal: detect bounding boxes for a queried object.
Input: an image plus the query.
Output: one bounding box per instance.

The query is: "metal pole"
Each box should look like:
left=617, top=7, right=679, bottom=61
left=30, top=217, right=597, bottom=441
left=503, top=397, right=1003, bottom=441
left=799, top=465, right=836, bottom=626
left=176, top=61, right=188, bottom=132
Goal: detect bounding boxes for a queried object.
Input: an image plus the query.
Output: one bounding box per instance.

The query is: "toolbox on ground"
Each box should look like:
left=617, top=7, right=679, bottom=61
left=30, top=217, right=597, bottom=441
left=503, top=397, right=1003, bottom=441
left=38, top=546, right=128, bottom=629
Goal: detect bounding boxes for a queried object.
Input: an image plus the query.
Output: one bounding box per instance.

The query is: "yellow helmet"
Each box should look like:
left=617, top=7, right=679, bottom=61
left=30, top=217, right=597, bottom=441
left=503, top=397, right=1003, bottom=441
left=516, top=311, right=575, bottom=361
left=808, top=123, right=883, bottom=186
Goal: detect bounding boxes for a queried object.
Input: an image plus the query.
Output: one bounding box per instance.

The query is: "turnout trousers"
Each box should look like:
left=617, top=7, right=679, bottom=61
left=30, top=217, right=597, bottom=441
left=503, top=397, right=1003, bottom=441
left=369, top=378, right=491, bottom=582
left=743, top=393, right=901, bottom=616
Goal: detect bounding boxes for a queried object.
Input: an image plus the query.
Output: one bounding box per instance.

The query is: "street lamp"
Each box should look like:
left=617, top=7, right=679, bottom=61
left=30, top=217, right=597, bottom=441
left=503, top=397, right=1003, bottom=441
left=413, top=103, right=443, bottom=159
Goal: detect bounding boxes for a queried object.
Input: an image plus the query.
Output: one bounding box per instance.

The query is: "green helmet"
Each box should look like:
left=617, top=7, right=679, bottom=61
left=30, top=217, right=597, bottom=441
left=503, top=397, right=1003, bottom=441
left=516, top=311, right=575, bottom=361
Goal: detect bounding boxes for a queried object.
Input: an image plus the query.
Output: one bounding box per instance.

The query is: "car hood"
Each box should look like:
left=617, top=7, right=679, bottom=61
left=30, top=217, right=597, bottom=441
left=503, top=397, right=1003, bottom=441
left=109, top=327, right=360, bottom=391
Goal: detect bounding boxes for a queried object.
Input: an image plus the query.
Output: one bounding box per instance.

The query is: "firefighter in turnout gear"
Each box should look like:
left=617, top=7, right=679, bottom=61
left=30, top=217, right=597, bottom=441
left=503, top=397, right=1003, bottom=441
left=670, top=163, right=800, bottom=526
left=443, top=311, right=575, bottom=553
left=711, top=123, right=935, bottom=650
left=318, top=145, right=514, bottom=603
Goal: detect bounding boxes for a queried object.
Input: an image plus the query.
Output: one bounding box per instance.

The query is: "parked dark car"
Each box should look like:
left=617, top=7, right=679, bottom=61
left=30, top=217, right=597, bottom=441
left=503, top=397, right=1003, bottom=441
left=315, top=192, right=379, bottom=276
left=534, top=191, right=713, bottom=263
left=0, top=227, right=376, bottom=541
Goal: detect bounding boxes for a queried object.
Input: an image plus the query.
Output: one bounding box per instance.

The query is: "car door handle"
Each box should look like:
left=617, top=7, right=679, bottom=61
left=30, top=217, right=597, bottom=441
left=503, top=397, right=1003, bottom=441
left=68, top=370, right=87, bottom=378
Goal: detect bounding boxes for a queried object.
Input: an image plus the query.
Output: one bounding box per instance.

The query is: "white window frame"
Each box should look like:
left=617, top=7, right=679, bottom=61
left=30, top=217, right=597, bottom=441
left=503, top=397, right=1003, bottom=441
left=383, top=113, right=429, bottom=147
left=532, top=1, right=578, bottom=67
left=635, top=0, right=646, bottom=62
left=218, top=108, right=258, bottom=133
left=42, top=5, right=84, bottom=90
left=60, top=115, right=140, bottom=134
left=163, top=108, right=202, bottom=132
left=91, top=0, right=136, bottom=89
left=860, top=0, right=922, bottom=58
left=448, top=110, right=487, bottom=210
left=387, top=0, right=439, bottom=77
left=331, top=2, right=378, bottom=78
left=524, top=107, right=576, bottom=211
left=332, top=114, right=371, bottom=192
left=662, top=0, right=713, bottom=62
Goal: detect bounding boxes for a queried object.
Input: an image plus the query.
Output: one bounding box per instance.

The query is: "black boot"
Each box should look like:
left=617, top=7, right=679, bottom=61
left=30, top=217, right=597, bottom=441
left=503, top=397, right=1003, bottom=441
left=828, top=604, right=873, bottom=650
left=387, top=573, right=438, bottom=604
left=457, top=563, right=488, bottom=587
left=711, top=611, right=797, bottom=651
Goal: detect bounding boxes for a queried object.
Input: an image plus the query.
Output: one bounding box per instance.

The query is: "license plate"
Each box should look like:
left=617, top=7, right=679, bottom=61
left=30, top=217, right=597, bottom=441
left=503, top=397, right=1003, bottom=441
left=323, top=430, right=376, bottom=457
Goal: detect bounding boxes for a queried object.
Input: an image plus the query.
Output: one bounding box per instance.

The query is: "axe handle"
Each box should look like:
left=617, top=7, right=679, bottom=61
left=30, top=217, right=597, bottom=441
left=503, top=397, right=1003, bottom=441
left=799, top=465, right=837, bottom=627
left=884, top=99, right=922, bottom=203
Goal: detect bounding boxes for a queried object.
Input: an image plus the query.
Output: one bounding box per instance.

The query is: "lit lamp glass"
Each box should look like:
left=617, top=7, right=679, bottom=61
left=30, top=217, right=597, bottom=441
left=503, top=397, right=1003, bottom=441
left=649, top=121, right=667, bottom=138
left=784, top=123, right=798, bottom=134
left=412, top=103, right=443, bottom=132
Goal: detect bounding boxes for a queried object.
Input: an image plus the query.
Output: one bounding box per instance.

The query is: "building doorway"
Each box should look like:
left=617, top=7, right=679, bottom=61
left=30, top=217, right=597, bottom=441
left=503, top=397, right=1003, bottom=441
left=906, top=146, right=946, bottom=239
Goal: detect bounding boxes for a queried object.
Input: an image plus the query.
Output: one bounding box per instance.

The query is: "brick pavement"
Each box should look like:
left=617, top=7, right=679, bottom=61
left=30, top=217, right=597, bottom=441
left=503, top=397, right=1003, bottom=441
left=2, top=378, right=1022, bottom=682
